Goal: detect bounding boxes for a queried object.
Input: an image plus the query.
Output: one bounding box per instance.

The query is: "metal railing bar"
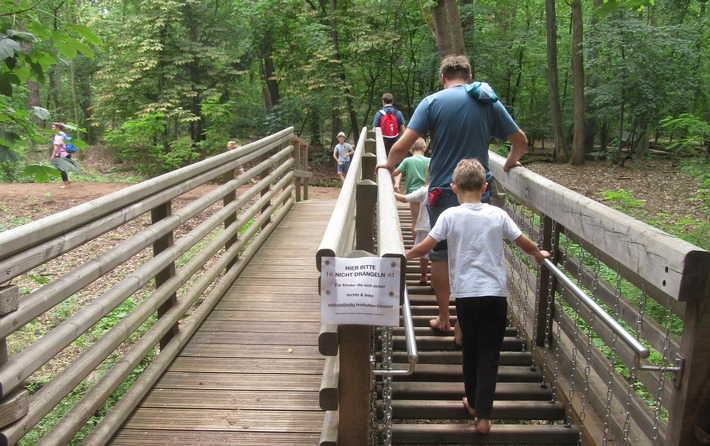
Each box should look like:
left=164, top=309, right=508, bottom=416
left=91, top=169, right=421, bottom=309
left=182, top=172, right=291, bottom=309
left=373, top=287, right=418, bottom=376
left=543, top=258, right=650, bottom=361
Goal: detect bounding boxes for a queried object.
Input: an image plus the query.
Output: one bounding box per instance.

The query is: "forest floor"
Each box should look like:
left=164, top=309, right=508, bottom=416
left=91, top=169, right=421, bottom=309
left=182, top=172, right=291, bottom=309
left=0, top=147, right=707, bottom=236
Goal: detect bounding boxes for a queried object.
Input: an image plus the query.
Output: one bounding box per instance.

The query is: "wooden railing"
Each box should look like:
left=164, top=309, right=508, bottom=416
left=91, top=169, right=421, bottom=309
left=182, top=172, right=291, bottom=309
left=489, top=152, right=710, bottom=445
left=315, top=134, right=709, bottom=445
left=0, top=128, right=309, bottom=445
left=316, top=127, right=409, bottom=446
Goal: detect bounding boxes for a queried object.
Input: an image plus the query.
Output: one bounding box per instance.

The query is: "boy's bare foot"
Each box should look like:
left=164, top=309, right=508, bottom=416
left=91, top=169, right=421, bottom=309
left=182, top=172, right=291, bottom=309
left=429, top=317, right=451, bottom=332
left=454, top=322, right=462, bottom=347
left=462, top=397, right=476, bottom=419
left=475, top=418, right=491, bottom=434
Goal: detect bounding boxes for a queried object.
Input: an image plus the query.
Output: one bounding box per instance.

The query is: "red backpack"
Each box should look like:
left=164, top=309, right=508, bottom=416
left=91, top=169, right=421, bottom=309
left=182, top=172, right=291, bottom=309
left=379, top=109, right=399, bottom=139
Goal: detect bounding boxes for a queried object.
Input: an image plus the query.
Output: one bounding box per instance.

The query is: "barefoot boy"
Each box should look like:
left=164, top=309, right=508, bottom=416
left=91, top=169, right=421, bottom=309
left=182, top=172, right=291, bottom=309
left=405, top=158, right=549, bottom=434
left=394, top=172, right=430, bottom=285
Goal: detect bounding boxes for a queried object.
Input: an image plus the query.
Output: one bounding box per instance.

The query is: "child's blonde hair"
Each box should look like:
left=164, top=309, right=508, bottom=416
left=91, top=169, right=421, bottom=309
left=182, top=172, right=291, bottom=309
left=452, top=158, right=486, bottom=191
left=410, top=137, right=426, bottom=154
left=227, top=140, right=238, bottom=150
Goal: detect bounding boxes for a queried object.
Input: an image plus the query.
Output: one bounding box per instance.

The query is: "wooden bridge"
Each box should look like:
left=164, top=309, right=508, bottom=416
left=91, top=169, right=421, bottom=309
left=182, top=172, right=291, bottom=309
left=0, top=127, right=708, bottom=445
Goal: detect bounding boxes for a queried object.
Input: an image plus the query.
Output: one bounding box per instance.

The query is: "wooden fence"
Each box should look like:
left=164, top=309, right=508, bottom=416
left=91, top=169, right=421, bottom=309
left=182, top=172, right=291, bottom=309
left=490, top=152, right=710, bottom=445
left=0, top=128, right=309, bottom=445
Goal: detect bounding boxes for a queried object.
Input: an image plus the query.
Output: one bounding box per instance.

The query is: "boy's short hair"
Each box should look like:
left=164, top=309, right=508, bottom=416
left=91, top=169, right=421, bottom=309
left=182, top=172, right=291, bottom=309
left=452, top=158, right=486, bottom=191
left=381, top=93, right=394, bottom=104
left=439, top=55, right=472, bottom=82
left=410, top=137, right=426, bottom=153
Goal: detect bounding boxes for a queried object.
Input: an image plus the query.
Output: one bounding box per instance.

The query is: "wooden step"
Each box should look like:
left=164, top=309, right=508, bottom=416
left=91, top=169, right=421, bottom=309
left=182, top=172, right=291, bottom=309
left=393, top=325, right=518, bottom=337
left=380, top=399, right=567, bottom=421
left=384, top=423, right=580, bottom=445
left=393, top=335, right=524, bottom=352
left=390, top=363, right=542, bottom=383
left=388, top=381, right=555, bottom=401
left=390, top=350, right=532, bottom=366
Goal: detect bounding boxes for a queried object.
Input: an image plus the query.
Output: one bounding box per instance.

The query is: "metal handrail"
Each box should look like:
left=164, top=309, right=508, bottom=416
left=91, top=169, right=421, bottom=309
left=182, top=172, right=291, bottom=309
left=543, top=258, right=684, bottom=383
left=373, top=287, right=419, bottom=376
left=543, top=258, right=651, bottom=359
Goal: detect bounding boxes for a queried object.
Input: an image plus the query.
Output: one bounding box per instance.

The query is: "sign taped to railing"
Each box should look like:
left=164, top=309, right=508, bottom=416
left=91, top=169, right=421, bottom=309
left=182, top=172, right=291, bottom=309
left=320, top=256, right=401, bottom=326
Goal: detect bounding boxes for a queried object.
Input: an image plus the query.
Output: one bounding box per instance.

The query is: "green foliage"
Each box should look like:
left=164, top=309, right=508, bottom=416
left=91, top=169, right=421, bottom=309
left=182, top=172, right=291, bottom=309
left=0, top=2, right=101, bottom=167
left=659, top=114, right=710, bottom=155
left=598, top=189, right=646, bottom=213
left=599, top=186, right=709, bottom=251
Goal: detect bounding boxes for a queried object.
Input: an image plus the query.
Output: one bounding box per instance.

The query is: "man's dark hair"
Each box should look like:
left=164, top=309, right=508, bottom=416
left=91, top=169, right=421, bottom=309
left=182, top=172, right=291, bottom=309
left=381, top=93, right=394, bottom=105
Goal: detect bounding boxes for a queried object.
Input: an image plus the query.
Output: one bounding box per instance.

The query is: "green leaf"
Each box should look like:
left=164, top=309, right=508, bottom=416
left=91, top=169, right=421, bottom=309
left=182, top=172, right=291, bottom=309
left=23, top=165, right=58, bottom=183
left=0, top=34, right=21, bottom=59
left=32, top=107, right=51, bottom=121
left=64, top=25, right=103, bottom=46
left=0, top=131, right=22, bottom=145
left=594, top=1, right=619, bottom=18
left=0, top=145, right=18, bottom=164
left=0, top=72, right=20, bottom=96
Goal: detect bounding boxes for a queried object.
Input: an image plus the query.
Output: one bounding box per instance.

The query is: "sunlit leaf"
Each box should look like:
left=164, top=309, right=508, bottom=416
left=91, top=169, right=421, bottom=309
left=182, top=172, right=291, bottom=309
left=64, top=25, right=103, bottom=46
left=23, top=165, right=58, bottom=183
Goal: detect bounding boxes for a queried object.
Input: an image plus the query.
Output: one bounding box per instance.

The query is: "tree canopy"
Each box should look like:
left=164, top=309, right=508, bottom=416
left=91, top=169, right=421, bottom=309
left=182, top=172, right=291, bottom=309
left=1, top=0, right=708, bottom=177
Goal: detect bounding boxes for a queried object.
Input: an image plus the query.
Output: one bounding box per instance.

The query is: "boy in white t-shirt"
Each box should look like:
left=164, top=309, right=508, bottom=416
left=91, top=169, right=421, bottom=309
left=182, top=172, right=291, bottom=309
left=405, top=158, right=549, bottom=434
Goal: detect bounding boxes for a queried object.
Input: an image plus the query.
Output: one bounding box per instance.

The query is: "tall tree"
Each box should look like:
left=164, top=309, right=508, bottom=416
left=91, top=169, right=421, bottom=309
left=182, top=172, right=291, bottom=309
left=570, top=0, right=585, bottom=165
left=430, top=0, right=466, bottom=57
left=545, top=0, right=568, bottom=162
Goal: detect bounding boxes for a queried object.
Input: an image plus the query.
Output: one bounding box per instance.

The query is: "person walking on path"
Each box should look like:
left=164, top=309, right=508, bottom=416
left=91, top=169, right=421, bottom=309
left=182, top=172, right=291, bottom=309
left=333, top=132, right=354, bottom=183
left=50, top=123, right=78, bottom=189
left=376, top=54, right=528, bottom=334
left=372, top=92, right=406, bottom=156
left=406, top=158, right=549, bottom=434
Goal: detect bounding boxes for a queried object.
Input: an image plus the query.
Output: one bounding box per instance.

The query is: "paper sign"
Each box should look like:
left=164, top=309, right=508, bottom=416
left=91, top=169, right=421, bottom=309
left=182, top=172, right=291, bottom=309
left=320, top=256, right=402, bottom=326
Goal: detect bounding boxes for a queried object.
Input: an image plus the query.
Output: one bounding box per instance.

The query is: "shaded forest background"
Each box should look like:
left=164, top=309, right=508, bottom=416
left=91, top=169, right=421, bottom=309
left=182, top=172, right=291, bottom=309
left=1, top=0, right=709, bottom=178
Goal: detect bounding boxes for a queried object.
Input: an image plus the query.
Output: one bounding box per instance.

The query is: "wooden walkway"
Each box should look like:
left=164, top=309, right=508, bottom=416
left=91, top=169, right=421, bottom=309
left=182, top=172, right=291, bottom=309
left=111, top=199, right=336, bottom=445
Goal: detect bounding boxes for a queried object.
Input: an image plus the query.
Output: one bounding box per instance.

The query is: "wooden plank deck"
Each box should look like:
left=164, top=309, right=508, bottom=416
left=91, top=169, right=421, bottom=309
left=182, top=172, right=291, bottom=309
left=111, top=199, right=336, bottom=445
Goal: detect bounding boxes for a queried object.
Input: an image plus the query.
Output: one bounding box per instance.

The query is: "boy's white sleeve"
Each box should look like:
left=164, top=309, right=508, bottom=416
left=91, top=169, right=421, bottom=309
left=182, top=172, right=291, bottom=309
left=405, top=186, right=427, bottom=204
left=428, top=211, right=449, bottom=242
left=503, top=213, right=523, bottom=241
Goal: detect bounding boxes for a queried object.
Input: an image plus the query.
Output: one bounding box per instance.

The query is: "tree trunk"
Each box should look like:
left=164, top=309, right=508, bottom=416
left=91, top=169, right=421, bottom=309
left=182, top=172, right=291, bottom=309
left=570, top=0, right=585, bottom=165
left=430, top=0, right=466, bottom=58
left=545, top=0, right=568, bottom=163
left=262, top=54, right=279, bottom=110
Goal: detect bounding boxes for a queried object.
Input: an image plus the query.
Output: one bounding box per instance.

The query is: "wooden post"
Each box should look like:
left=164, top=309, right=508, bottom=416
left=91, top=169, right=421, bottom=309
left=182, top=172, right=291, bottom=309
left=356, top=180, right=377, bottom=254
left=222, top=168, right=238, bottom=271
left=294, top=139, right=302, bottom=202
left=337, top=325, right=371, bottom=446
left=302, top=141, right=309, bottom=200
left=361, top=153, right=377, bottom=182
left=365, top=137, right=376, bottom=156
left=535, top=215, right=560, bottom=347
left=151, top=203, right=178, bottom=349
left=0, top=286, right=29, bottom=430
left=665, top=251, right=710, bottom=445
